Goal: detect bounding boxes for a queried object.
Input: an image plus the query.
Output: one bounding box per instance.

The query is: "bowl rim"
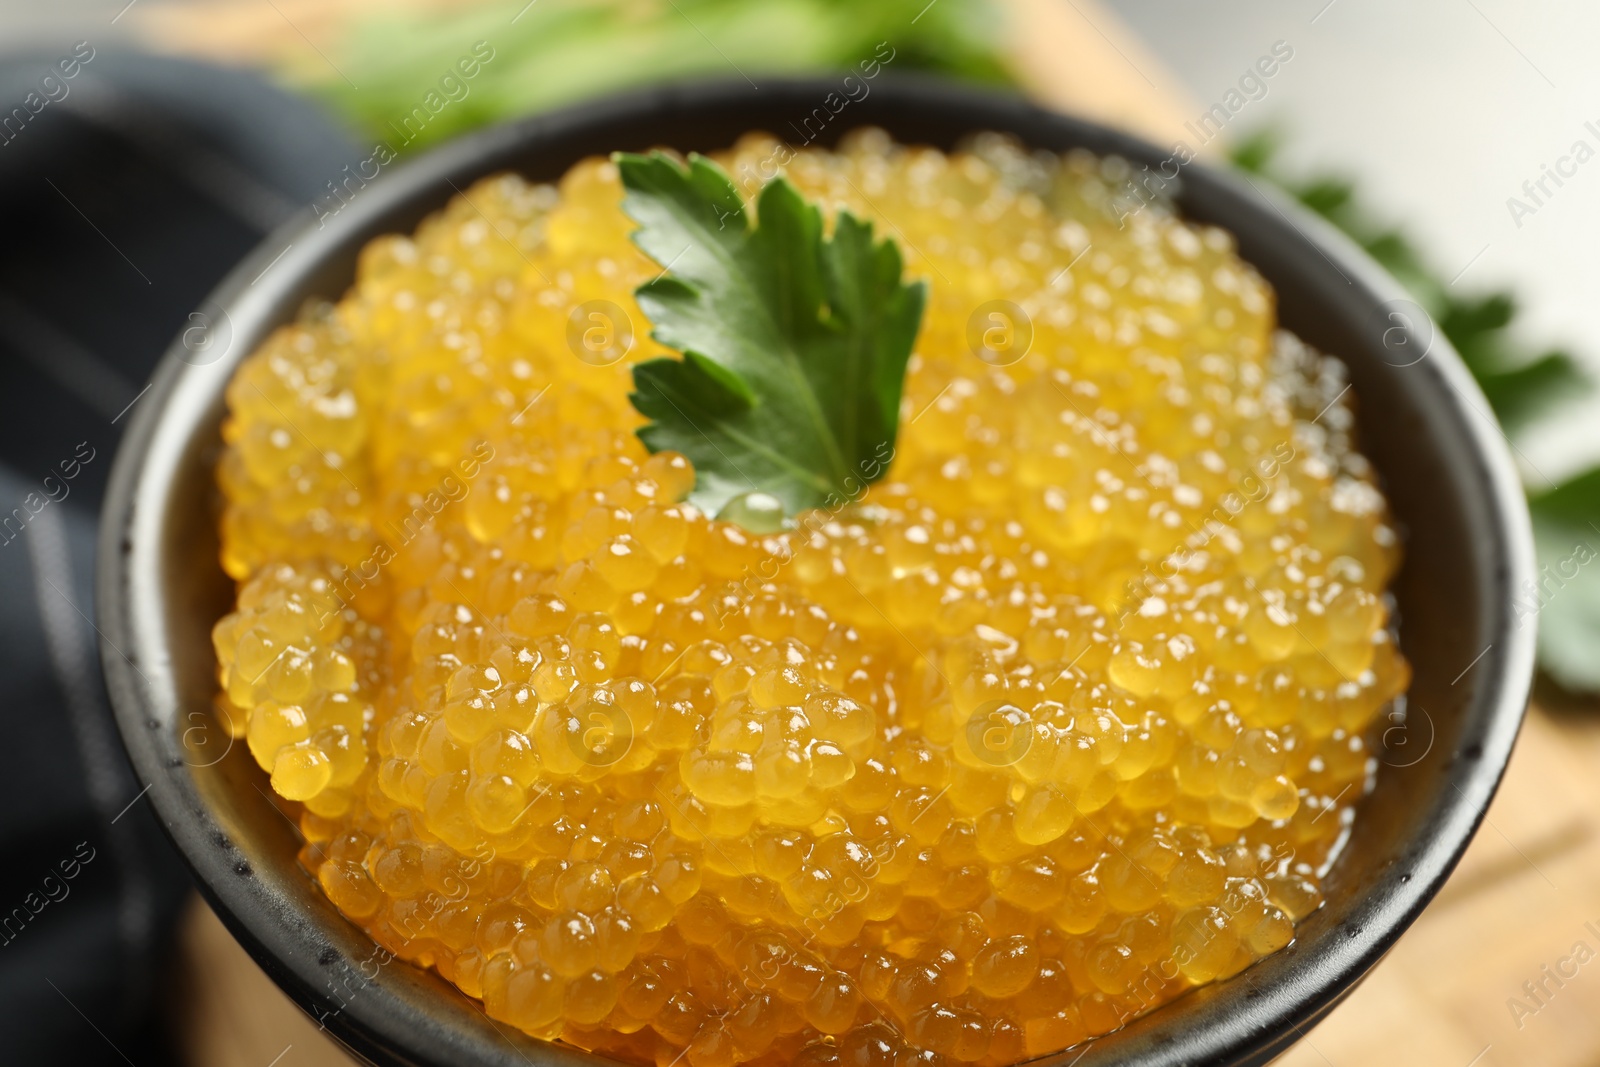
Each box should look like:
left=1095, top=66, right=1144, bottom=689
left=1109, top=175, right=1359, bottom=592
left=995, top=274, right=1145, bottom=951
left=97, top=73, right=1536, bottom=1067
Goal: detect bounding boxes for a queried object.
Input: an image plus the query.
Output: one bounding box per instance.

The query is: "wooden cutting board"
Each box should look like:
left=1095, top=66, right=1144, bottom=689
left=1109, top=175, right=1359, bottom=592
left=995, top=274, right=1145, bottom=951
left=130, top=3, right=1600, bottom=1065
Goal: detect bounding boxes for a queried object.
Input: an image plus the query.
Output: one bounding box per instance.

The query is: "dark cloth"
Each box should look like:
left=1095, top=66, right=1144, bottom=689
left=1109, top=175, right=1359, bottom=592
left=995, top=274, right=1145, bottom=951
left=0, top=44, right=355, bottom=1064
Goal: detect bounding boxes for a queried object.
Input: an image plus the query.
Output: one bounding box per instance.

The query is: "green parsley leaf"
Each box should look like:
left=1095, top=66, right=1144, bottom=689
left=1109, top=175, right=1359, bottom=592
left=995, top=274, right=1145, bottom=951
left=616, top=151, right=927, bottom=519
left=1528, top=476, right=1600, bottom=692
left=296, top=0, right=1014, bottom=153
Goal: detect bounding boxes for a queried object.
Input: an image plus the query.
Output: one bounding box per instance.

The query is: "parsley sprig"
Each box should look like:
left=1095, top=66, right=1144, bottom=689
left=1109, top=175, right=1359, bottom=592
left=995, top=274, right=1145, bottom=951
left=616, top=151, right=926, bottom=519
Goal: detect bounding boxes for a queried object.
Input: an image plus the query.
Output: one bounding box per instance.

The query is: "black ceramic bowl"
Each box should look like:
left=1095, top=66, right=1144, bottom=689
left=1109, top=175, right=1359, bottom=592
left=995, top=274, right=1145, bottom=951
left=98, top=77, right=1535, bottom=1066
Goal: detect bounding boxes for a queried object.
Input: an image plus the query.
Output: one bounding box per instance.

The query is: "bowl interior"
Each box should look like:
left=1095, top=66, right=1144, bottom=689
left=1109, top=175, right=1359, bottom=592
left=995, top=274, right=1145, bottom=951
left=99, top=76, right=1534, bottom=1067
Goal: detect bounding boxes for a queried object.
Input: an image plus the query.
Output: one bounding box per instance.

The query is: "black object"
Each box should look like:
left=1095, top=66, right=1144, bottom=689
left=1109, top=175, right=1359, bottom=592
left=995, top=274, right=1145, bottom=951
left=97, top=77, right=1535, bottom=1067
left=0, top=44, right=354, bottom=1065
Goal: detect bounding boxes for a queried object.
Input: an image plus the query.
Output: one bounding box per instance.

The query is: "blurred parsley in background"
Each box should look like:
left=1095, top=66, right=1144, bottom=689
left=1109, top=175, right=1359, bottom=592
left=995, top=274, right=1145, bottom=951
left=305, top=0, right=1012, bottom=152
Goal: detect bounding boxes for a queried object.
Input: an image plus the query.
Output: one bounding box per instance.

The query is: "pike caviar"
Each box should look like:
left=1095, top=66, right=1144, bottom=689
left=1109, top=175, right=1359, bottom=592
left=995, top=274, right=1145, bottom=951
left=212, top=130, right=1408, bottom=1065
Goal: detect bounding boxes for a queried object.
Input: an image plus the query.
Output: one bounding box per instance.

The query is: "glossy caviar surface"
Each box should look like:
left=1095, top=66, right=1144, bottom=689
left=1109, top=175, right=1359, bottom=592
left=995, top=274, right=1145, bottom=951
left=211, top=130, right=1408, bottom=1066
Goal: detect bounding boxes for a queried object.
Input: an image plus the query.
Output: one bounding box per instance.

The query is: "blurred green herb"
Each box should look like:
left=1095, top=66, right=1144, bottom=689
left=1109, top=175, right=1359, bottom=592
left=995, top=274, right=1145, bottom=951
left=1234, top=130, right=1600, bottom=694
left=299, top=0, right=1014, bottom=152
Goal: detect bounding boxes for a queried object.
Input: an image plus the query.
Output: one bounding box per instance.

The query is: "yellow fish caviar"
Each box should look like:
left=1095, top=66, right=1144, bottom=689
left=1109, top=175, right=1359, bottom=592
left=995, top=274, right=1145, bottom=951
left=211, top=130, right=1408, bottom=1066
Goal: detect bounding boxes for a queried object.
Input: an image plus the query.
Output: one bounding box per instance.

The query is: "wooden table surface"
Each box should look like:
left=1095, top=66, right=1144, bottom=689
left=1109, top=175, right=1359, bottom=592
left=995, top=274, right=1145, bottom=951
left=128, top=3, right=1600, bottom=1065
